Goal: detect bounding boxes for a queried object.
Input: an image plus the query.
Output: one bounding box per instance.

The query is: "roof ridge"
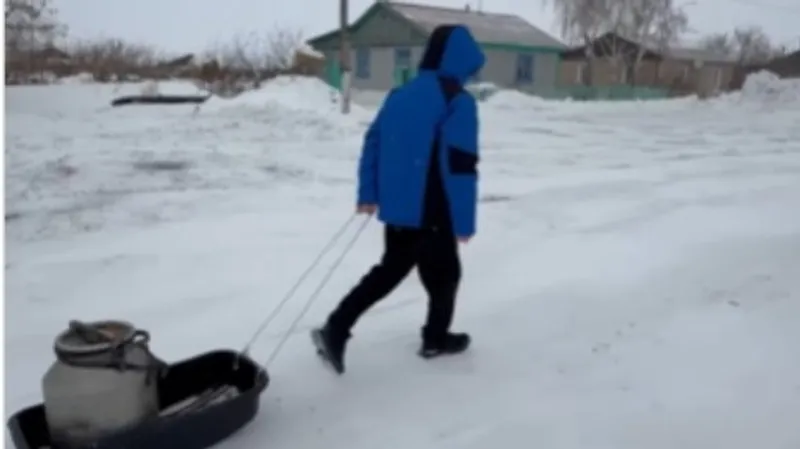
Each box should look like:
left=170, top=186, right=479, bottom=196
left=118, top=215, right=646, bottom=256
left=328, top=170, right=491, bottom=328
left=387, top=1, right=521, bottom=18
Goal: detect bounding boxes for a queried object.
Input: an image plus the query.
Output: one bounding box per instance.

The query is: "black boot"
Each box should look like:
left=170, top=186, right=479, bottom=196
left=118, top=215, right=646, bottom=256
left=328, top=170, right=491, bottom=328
left=418, top=331, right=471, bottom=359
left=310, top=323, right=350, bottom=374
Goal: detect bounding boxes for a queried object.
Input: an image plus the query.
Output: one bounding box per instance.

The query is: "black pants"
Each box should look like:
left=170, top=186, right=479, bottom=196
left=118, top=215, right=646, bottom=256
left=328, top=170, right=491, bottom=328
left=327, top=224, right=461, bottom=341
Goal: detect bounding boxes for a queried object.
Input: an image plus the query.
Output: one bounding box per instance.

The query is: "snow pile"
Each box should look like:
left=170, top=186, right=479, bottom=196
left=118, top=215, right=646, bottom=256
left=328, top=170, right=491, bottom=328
left=483, top=88, right=555, bottom=112
left=295, top=43, right=323, bottom=59
left=465, top=81, right=500, bottom=102
left=204, top=76, right=350, bottom=113
left=59, top=72, right=96, bottom=85
left=202, top=76, right=372, bottom=139
left=733, top=70, right=800, bottom=104
left=120, top=79, right=205, bottom=97
left=139, top=80, right=160, bottom=96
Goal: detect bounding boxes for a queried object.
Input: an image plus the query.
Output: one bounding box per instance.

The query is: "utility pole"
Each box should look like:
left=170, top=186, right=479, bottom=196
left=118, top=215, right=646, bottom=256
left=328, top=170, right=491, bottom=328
left=339, top=0, right=352, bottom=114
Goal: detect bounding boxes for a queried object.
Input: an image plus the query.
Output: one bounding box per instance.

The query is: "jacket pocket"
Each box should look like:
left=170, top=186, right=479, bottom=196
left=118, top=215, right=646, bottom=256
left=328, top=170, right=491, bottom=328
left=448, top=146, right=478, bottom=175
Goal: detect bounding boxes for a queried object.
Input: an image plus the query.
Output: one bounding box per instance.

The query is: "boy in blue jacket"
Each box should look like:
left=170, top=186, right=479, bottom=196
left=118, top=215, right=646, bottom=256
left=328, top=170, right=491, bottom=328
left=312, top=24, right=485, bottom=374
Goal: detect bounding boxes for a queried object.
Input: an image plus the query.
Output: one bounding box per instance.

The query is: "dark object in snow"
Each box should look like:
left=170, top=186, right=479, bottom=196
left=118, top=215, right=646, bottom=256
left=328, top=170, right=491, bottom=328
left=311, top=326, right=348, bottom=375
left=7, top=350, right=269, bottom=449
left=132, top=160, right=191, bottom=172
left=110, top=95, right=209, bottom=107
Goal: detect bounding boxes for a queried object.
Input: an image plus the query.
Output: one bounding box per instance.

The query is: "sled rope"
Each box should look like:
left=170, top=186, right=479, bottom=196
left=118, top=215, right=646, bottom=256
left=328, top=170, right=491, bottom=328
left=265, top=214, right=371, bottom=366
left=239, top=213, right=361, bottom=362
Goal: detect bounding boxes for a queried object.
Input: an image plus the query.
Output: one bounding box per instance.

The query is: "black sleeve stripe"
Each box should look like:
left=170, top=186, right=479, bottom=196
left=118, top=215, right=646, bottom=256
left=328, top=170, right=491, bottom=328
left=448, top=146, right=478, bottom=174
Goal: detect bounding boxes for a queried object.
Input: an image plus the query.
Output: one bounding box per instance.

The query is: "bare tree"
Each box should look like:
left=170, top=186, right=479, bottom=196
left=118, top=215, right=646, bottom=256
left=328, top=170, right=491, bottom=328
left=68, top=38, right=158, bottom=80
left=770, top=41, right=798, bottom=59
left=5, top=0, right=66, bottom=50
left=543, top=0, right=608, bottom=46
left=772, top=42, right=800, bottom=58
left=206, top=27, right=304, bottom=82
left=195, top=27, right=304, bottom=96
left=543, top=0, right=688, bottom=84
left=698, top=32, right=734, bottom=58
left=542, top=0, right=615, bottom=85
left=622, top=0, right=688, bottom=83
left=5, top=0, right=68, bottom=80
left=700, top=26, right=787, bottom=66
left=732, top=26, right=775, bottom=65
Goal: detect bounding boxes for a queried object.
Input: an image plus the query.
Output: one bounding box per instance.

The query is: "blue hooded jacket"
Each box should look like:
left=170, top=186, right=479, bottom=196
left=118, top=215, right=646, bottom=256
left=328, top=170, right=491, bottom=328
left=356, top=25, right=485, bottom=237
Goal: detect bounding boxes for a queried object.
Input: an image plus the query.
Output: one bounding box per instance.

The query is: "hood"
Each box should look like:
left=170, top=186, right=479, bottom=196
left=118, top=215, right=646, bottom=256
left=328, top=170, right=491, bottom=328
left=418, top=25, right=485, bottom=84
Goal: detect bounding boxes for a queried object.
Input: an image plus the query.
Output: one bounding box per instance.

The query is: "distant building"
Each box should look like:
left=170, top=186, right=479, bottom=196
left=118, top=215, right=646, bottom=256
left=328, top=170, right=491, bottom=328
left=307, top=1, right=566, bottom=95
left=559, top=32, right=738, bottom=97
left=730, top=50, right=800, bottom=90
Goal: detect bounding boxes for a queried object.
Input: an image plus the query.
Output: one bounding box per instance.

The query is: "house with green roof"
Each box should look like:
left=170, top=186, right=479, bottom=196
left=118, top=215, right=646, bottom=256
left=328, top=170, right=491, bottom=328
left=307, top=1, right=566, bottom=96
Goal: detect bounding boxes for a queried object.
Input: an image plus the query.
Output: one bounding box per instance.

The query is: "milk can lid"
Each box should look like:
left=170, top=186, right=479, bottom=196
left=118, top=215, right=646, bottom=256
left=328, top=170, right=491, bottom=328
left=54, top=320, right=137, bottom=354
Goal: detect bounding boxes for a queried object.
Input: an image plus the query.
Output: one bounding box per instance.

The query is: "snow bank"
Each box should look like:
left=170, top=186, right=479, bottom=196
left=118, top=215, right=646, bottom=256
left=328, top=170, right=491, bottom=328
left=204, top=76, right=345, bottom=112
left=201, top=76, right=372, bottom=139
left=59, top=72, right=95, bottom=85
left=465, top=81, right=500, bottom=102
left=484, top=88, right=554, bottom=112
left=486, top=89, right=538, bottom=108
left=140, top=80, right=160, bottom=96
left=295, top=43, right=323, bottom=59
left=121, top=79, right=205, bottom=96
left=737, top=70, right=800, bottom=103
left=54, top=75, right=205, bottom=97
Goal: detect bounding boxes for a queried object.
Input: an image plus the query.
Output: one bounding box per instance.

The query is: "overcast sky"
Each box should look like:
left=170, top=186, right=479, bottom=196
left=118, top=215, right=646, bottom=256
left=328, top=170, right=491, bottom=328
left=59, top=0, right=799, bottom=54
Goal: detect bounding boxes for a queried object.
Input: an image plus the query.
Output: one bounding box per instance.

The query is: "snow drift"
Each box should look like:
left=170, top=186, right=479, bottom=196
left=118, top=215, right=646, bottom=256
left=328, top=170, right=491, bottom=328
left=737, top=70, right=800, bottom=104
left=484, top=88, right=553, bottom=111
left=203, top=76, right=365, bottom=115
left=201, top=76, right=372, bottom=139
left=483, top=70, right=800, bottom=113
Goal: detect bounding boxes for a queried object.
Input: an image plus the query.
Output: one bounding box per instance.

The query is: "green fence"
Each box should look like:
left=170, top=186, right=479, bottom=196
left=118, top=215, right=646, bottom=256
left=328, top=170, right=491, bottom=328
left=551, top=85, right=669, bottom=101
left=324, top=59, right=342, bottom=90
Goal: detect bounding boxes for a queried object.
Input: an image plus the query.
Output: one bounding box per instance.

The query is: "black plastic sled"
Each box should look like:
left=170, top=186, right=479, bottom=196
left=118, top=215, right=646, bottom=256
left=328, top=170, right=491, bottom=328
left=7, top=350, right=269, bottom=449
left=111, top=95, right=209, bottom=107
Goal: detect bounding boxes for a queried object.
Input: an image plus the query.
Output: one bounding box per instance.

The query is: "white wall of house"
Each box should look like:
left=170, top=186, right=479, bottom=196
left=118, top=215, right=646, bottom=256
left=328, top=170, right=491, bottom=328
left=480, top=50, right=559, bottom=96
left=322, top=46, right=426, bottom=91
left=324, top=46, right=558, bottom=96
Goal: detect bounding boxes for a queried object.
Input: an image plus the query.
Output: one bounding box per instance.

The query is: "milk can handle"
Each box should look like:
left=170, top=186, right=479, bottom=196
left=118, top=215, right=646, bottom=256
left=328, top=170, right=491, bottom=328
left=131, top=329, right=150, bottom=345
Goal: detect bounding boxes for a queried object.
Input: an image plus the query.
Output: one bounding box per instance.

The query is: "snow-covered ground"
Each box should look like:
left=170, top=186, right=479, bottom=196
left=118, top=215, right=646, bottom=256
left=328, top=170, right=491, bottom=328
left=5, top=76, right=800, bottom=449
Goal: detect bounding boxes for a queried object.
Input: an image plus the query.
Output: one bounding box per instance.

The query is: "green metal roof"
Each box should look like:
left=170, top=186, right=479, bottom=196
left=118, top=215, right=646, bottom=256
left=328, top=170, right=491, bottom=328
left=307, top=1, right=565, bottom=51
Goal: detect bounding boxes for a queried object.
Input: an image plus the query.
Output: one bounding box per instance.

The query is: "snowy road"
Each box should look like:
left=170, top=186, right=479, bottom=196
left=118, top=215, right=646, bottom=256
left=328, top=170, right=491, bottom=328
left=5, top=78, right=800, bottom=449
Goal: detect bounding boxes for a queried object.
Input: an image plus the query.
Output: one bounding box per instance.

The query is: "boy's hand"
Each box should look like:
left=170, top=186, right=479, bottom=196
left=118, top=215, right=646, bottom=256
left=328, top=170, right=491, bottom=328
left=457, top=236, right=472, bottom=244
left=357, top=204, right=377, bottom=215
